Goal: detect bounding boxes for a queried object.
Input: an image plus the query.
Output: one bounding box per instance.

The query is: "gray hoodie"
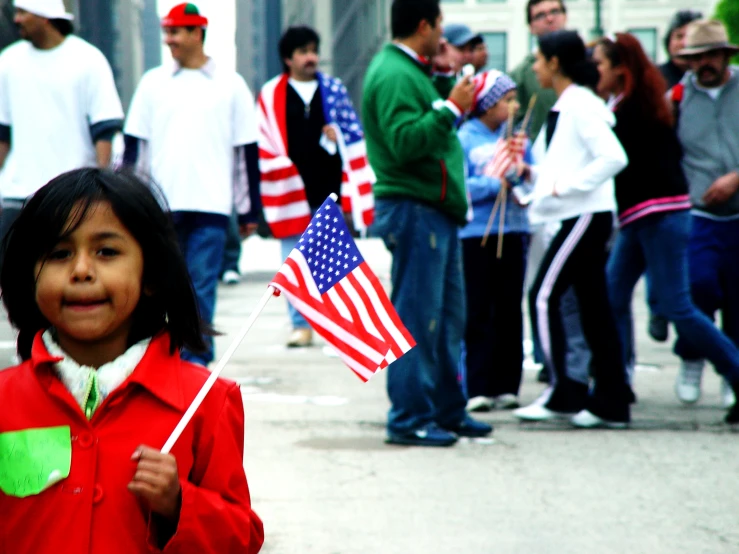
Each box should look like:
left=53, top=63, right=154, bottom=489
left=677, top=67, right=739, bottom=217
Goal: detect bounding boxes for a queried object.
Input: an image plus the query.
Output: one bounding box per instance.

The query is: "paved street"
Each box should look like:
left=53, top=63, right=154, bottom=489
left=2, top=237, right=737, bottom=553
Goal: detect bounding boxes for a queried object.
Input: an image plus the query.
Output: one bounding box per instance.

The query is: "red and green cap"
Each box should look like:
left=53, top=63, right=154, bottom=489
left=161, top=3, right=208, bottom=28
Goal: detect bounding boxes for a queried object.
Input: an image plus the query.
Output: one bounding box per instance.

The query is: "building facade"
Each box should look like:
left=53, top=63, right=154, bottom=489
left=442, top=0, right=720, bottom=73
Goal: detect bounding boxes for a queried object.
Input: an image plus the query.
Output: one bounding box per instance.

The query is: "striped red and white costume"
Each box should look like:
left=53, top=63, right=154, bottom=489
left=257, top=73, right=374, bottom=239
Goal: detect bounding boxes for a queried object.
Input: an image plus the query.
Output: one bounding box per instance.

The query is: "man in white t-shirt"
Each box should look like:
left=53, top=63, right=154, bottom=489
left=123, top=2, right=261, bottom=366
left=0, top=0, right=124, bottom=264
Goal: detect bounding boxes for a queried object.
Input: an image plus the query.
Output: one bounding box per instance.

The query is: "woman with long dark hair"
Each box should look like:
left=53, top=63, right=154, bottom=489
left=593, top=33, right=739, bottom=423
left=512, top=30, right=632, bottom=428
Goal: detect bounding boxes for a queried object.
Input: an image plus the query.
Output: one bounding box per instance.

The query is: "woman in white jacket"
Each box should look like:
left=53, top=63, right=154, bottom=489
left=513, top=30, right=631, bottom=428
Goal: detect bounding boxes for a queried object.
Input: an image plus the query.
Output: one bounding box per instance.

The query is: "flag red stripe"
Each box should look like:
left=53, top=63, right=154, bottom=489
left=343, top=273, right=403, bottom=359
left=261, top=189, right=307, bottom=207
left=357, top=264, right=416, bottom=347
left=267, top=216, right=312, bottom=239
left=262, top=166, right=301, bottom=182
left=272, top=265, right=389, bottom=372
left=349, top=156, right=368, bottom=171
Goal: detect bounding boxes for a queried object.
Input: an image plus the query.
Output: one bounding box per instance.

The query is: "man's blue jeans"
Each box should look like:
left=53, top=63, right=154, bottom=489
left=674, top=215, right=739, bottom=361
left=175, top=219, right=227, bottom=366
left=607, top=211, right=739, bottom=385
left=280, top=236, right=311, bottom=330
left=371, top=199, right=467, bottom=434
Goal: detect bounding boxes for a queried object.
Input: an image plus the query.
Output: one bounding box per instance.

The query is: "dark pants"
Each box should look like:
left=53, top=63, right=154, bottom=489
left=174, top=216, right=227, bottom=366
left=220, top=210, right=242, bottom=277
left=371, top=199, right=468, bottom=435
left=674, top=215, right=739, bottom=366
left=462, top=233, right=528, bottom=398
left=529, top=212, right=629, bottom=419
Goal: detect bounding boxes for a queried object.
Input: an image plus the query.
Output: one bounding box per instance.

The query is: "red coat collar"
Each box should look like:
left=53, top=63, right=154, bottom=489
left=29, top=331, right=188, bottom=412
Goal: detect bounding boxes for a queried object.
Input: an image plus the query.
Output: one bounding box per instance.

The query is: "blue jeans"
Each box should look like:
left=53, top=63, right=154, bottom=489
left=607, top=211, right=739, bottom=385
left=674, top=215, right=739, bottom=362
left=175, top=219, right=227, bottom=366
left=280, top=236, right=310, bottom=329
left=371, top=199, right=467, bottom=434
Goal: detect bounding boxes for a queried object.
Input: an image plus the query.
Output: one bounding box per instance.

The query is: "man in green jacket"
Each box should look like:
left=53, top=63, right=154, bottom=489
left=363, top=0, right=492, bottom=447
left=510, top=0, right=567, bottom=139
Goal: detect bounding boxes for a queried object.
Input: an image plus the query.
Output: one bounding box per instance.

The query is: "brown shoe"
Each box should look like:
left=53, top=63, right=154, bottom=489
left=287, top=328, right=313, bottom=347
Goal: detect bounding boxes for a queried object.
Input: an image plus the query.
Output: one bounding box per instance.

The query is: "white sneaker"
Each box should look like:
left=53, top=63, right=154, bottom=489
left=675, top=360, right=705, bottom=404
left=221, top=269, right=241, bottom=285
left=571, top=410, right=628, bottom=430
left=513, top=402, right=575, bottom=422
left=494, top=394, right=520, bottom=410
left=720, top=379, right=736, bottom=408
left=466, top=396, right=494, bottom=412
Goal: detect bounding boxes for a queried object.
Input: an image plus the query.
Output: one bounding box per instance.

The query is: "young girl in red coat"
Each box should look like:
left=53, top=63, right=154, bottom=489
left=0, top=168, right=264, bottom=553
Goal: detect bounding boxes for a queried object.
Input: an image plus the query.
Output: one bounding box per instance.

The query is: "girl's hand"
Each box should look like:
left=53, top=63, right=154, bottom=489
left=128, top=446, right=182, bottom=521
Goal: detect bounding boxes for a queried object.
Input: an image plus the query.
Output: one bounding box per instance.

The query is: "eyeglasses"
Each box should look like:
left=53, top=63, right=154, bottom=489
left=532, top=7, right=564, bottom=22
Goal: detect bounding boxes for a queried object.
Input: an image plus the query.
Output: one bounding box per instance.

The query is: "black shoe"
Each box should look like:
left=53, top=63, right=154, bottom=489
left=537, top=367, right=550, bottom=384
left=386, top=423, right=458, bottom=447
left=442, top=415, right=493, bottom=438
left=725, top=403, right=739, bottom=425
left=626, top=386, right=638, bottom=405
left=648, top=314, right=669, bottom=342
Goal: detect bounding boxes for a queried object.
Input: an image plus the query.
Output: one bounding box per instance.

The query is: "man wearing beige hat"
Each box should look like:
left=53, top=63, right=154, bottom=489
left=0, top=0, right=123, bottom=267
left=670, top=19, right=739, bottom=411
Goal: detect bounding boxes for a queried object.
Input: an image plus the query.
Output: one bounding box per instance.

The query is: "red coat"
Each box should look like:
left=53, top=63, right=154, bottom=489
left=0, top=332, right=264, bottom=553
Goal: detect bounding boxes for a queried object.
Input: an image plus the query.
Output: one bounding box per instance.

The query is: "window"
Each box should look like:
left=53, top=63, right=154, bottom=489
left=628, top=28, right=657, bottom=61
left=480, top=32, right=507, bottom=72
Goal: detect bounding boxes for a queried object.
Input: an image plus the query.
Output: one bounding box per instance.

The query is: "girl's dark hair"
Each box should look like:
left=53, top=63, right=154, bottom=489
left=598, top=33, right=673, bottom=127
left=1, top=168, right=210, bottom=360
left=279, top=26, right=320, bottom=72
left=539, top=30, right=600, bottom=89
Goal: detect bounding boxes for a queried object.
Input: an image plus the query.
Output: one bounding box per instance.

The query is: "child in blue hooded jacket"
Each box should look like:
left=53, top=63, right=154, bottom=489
left=458, top=70, right=533, bottom=412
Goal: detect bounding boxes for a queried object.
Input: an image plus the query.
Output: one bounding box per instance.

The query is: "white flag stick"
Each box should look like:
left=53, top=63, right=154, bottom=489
left=161, top=285, right=277, bottom=454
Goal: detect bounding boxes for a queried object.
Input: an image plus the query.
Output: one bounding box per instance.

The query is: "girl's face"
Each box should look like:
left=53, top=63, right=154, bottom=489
left=532, top=50, right=556, bottom=89
left=34, top=201, right=145, bottom=363
left=481, top=89, right=521, bottom=129
left=593, top=44, right=622, bottom=96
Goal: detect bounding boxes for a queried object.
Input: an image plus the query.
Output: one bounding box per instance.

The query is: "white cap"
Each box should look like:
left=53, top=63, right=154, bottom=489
left=13, top=0, right=74, bottom=21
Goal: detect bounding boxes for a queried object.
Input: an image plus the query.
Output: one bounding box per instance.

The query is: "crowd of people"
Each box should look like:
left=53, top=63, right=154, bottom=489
left=0, top=0, right=737, bottom=545
left=361, top=0, right=739, bottom=446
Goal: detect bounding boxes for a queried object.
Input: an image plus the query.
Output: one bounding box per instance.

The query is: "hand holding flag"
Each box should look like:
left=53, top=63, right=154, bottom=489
left=161, top=198, right=402, bottom=454
left=481, top=101, right=531, bottom=255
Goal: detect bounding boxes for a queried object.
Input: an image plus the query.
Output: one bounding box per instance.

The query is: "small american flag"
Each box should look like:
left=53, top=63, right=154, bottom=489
left=270, top=197, right=415, bottom=381
left=319, top=74, right=375, bottom=233
left=484, top=135, right=526, bottom=179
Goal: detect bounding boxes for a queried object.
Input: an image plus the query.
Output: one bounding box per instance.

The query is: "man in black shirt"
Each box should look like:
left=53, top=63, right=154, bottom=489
left=260, top=26, right=352, bottom=347
left=659, top=10, right=703, bottom=89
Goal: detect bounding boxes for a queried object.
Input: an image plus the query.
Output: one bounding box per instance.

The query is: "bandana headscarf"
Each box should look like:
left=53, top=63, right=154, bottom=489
left=472, top=70, right=517, bottom=116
